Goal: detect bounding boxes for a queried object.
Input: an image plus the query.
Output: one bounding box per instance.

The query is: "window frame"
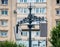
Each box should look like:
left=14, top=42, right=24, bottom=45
left=17, top=8, right=29, bottom=14
left=17, top=0, right=28, bottom=3
left=56, top=9, right=60, bottom=15
left=56, top=0, right=60, bottom=5
left=1, top=0, right=8, bottom=5
left=1, top=9, right=8, bottom=15
left=17, top=0, right=46, bottom=3
left=21, top=31, right=27, bottom=36
left=36, top=31, right=40, bottom=36
left=0, top=30, right=8, bottom=37
left=0, top=20, right=8, bottom=26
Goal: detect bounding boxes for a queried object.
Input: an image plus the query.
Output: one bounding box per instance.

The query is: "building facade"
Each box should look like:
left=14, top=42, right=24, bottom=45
left=0, top=0, right=60, bottom=47
left=16, top=0, right=47, bottom=47
left=47, top=0, right=60, bottom=47
left=0, top=0, right=16, bottom=41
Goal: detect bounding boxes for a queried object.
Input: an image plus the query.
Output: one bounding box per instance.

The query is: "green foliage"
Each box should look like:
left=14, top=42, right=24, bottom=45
left=49, top=23, right=60, bottom=47
left=0, top=41, right=25, bottom=47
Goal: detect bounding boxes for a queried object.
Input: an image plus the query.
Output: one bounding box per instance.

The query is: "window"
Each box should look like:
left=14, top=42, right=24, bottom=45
left=24, top=0, right=27, bottom=3
left=1, top=0, right=8, bottom=4
left=40, top=8, right=46, bottom=14
left=35, top=0, right=46, bottom=3
left=32, top=9, right=35, bottom=14
left=56, top=9, right=60, bottom=15
left=21, top=31, right=27, bottom=36
left=36, top=31, right=40, bottom=36
left=17, top=0, right=46, bottom=3
left=1, top=10, right=8, bottom=15
left=17, top=8, right=28, bottom=14
left=17, top=0, right=27, bottom=3
left=32, top=41, right=38, bottom=47
left=56, top=21, right=60, bottom=25
left=24, top=8, right=28, bottom=13
left=41, top=8, right=46, bottom=14
left=57, top=10, right=59, bottom=14
left=17, top=8, right=46, bottom=14
left=36, top=0, right=40, bottom=2
left=31, top=31, right=40, bottom=37
left=56, top=0, right=60, bottom=4
left=0, top=20, right=8, bottom=26
left=20, top=0, right=23, bottom=2
left=35, top=8, right=39, bottom=13
left=17, top=8, right=23, bottom=14
left=35, top=8, right=46, bottom=14
left=0, top=30, right=8, bottom=37
left=40, top=40, right=46, bottom=47
left=41, top=0, right=46, bottom=2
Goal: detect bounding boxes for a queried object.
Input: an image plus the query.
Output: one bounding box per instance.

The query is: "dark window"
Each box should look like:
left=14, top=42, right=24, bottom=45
left=56, top=9, right=60, bottom=15
left=56, top=0, right=60, bottom=4
left=36, top=31, right=40, bottom=36
left=1, top=10, right=8, bottom=15
left=1, top=0, right=8, bottom=4
left=57, top=10, right=59, bottom=14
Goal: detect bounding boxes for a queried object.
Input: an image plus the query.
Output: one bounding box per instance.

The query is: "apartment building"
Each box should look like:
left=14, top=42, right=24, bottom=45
left=0, top=0, right=16, bottom=41
left=0, top=0, right=60, bottom=47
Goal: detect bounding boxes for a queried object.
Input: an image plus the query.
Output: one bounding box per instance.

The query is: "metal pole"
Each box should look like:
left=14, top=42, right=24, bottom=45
left=28, top=3, right=32, bottom=47
left=28, top=18, right=32, bottom=47
left=29, top=28, right=31, bottom=47
left=28, top=25, right=32, bottom=47
left=28, top=21, right=33, bottom=47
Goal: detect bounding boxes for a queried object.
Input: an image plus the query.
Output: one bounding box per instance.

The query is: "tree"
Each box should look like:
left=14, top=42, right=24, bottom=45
left=0, top=41, right=25, bottom=47
left=49, top=23, right=60, bottom=47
